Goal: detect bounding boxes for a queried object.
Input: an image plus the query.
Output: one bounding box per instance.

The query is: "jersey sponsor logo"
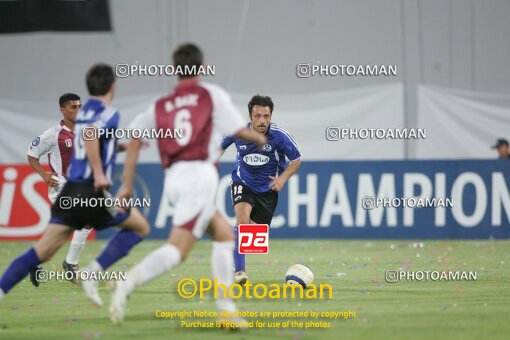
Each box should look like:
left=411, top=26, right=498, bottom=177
left=31, top=137, right=40, bottom=146
left=65, top=139, right=72, bottom=147
left=243, top=153, right=270, bottom=166
left=238, top=224, right=269, bottom=254
left=262, top=144, right=272, bottom=152
left=240, top=145, right=247, bottom=150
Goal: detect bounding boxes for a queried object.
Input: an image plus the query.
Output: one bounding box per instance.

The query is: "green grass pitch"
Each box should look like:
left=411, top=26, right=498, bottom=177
left=0, top=239, right=509, bottom=339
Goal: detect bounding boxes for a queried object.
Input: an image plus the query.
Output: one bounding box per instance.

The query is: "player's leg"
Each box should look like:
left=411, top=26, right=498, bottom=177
left=233, top=202, right=252, bottom=284
left=63, top=226, right=93, bottom=272
left=81, top=208, right=149, bottom=306
left=236, top=190, right=278, bottom=286
left=207, top=211, right=240, bottom=317
left=93, top=208, right=149, bottom=270
left=250, top=190, right=278, bottom=228
left=231, top=181, right=255, bottom=284
left=0, top=223, right=74, bottom=301
left=116, top=227, right=196, bottom=299
left=115, top=211, right=199, bottom=293
left=109, top=226, right=196, bottom=324
left=110, top=162, right=216, bottom=324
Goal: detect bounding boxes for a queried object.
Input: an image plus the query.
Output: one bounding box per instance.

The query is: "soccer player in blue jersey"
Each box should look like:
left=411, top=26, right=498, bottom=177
left=220, top=95, right=302, bottom=285
left=0, top=64, right=149, bottom=306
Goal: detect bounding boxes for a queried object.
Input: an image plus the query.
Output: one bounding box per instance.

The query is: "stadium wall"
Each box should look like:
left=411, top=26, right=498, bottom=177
left=1, top=0, right=510, bottom=158
left=2, top=84, right=510, bottom=163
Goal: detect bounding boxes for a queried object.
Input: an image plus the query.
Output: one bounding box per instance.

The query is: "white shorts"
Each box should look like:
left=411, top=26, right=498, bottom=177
left=164, top=161, right=218, bottom=238
left=48, top=181, right=66, bottom=204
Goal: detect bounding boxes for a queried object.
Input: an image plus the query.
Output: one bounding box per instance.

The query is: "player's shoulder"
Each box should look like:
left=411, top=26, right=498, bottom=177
left=96, top=104, right=119, bottom=125
left=30, top=122, right=60, bottom=147
left=198, top=82, right=229, bottom=99
left=41, top=122, right=62, bottom=138
left=269, top=123, right=295, bottom=139
left=85, top=98, right=119, bottom=118
left=102, top=103, right=119, bottom=117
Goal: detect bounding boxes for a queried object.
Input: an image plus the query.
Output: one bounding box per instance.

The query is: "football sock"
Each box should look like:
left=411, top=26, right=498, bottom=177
left=65, top=228, right=92, bottom=265
left=85, top=259, right=103, bottom=273
left=212, top=241, right=237, bottom=313
left=122, top=244, right=181, bottom=295
left=0, top=248, right=41, bottom=294
left=233, top=226, right=246, bottom=272
left=96, top=230, right=143, bottom=270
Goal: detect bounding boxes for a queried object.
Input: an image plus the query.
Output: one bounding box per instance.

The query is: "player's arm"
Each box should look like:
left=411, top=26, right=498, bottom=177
left=212, top=85, right=267, bottom=148
left=117, top=140, right=148, bottom=153
left=83, top=126, right=109, bottom=190
left=269, top=158, right=301, bottom=191
left=117, top=106, right=154, bottom=200
left=27, top=156, right=59, bottom=187
left=117, top=143, right=127, bottom=152
left=218, top=135, right=235, bottom=159
left=269, top=130, right=302, bottom=191
left=117, top=138, right=142, bottom=200
left=27, top=131, right=58, bottom=187
left=234, top=128, right=266, bottom=147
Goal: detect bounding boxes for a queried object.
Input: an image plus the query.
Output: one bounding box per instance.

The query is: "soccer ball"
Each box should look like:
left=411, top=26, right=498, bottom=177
left=285, top=264, right=314, bottom=288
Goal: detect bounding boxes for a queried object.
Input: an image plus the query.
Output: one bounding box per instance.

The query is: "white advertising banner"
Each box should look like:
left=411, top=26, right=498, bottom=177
left=0, top=83, right=404, bottom=164
left=416, top=85, right=510, bottom=159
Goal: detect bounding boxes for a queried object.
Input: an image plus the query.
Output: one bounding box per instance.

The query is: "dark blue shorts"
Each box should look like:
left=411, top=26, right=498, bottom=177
left=231, top=181, right=278, bottom=225
left=50, top=181, right=130, bottom=230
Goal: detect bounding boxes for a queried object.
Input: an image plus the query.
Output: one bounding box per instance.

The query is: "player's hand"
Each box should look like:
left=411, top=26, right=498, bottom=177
left=93, top=173, right=110, bottom=191
left=43, top=172, right=59, bottom=188
left=256, top=134, right=268, bottom=148
left=269, top=175, right=286, bottom=191
left=116, top=185, right=133, bottom=202
left=117, top=141, right=149, bottom=152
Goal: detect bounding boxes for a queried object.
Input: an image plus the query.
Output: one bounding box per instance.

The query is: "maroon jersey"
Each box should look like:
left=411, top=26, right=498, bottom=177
left=129, top=81, right=246, bottom=168
left=27, top=120, right=75, bottom=201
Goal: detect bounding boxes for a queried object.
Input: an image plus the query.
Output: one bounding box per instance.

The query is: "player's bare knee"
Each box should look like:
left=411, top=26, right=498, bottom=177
left=212, top=225, right=234, bottom=242
left=136, top=220, right=150, bottom=238
left=124, top=209, right=150, bottom=237
left=236, top=216, right=250, bottom=225
left=169, top=243, right=188, bottom=261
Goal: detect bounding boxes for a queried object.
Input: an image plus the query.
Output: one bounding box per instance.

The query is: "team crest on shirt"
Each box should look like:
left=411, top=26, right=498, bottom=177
left=262, top=144, right=272, bottom=152
left=65, top=139, right=73, bottom=147
left=31, top=137, right=40, bottom=146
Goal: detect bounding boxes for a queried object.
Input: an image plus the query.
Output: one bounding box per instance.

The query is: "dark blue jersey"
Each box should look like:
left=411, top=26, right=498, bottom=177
left=221, top=123, right=301, bottom=193
left=68, top=98, right=119, bottom=183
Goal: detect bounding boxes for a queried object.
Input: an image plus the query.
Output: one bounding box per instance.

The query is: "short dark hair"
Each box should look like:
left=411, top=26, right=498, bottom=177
left=86, top=63, right=115, bottom=96
left=59, top=93, right=80, bottom=108
left=172, top=43, right=203, bottom=78
left=248, top=95, right=274, bottom=116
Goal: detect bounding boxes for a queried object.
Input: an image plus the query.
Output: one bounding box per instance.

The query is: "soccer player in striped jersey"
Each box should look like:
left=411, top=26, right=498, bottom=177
left=27, top=93, right=132, bottom=286
left=220, top=95, right=302, bottom=285
left=0, top=64, right=150, bottom=306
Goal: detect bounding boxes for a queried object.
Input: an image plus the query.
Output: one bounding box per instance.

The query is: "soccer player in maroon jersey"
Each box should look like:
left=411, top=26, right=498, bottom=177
left=109, top=43, right=266, bottom=326
left=26, top=93, right=94, bottom=285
